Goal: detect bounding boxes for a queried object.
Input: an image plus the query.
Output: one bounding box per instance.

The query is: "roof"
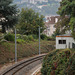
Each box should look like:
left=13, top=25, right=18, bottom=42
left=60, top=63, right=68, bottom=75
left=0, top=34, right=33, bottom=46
left=45, top=16, right=60, bottom=24
left=56, top=34, right=72, bottom=37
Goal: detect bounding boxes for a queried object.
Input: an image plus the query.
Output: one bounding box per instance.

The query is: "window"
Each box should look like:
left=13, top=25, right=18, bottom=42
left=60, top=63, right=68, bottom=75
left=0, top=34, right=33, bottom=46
left=59, top=40, right=62, bottom=44
left=59, top=40, right=66, bottom=44
left=63, top=40, right=66, bottom=44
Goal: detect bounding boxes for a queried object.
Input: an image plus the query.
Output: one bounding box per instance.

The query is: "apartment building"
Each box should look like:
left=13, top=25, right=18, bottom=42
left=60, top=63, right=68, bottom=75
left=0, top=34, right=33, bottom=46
left=43, top=16, right=60, bottom=36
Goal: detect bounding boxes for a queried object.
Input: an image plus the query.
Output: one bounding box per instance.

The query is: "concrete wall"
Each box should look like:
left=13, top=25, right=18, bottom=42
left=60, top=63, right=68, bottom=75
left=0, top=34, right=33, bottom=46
left=56, top=37, right=75, bottom=49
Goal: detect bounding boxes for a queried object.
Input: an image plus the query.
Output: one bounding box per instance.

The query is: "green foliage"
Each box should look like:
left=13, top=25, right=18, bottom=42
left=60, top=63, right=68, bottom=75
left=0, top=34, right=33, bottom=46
left=17, top=8, right=45, bottom=35
left=16, top=34, right=22, bottom=39
left=0, top=40, right=55, bottom=64
left=17, top=39, right=25, bottom=43
left=67, top=53, right=75, bottom=75
left=69, top=17, right=75, bottom=31
left=72, top=32, right=75, bottom=40
left=32, top=34, right=38, bottom=39
left=52, top=29, right=61, bottom=38
left=57, top=0, right=75, bottom=38
left=4, top=33, right=15, bottom=41
left=27, top=35, right=34, bottom=41
left=0, top=0, right=18, bottom=33
left=47, top=36, right=55, bottom=41
left=40, top=34, right=48, bottom=40
left=40, top=34, right=55, bottom=41
left=22, top=35, right=28, bottom=41
left=58, top=0, right=75, bottom=16
left=55, top=16, right=70, bottom=34
left=16, top=35, right=34, bottom=43
left=41, top=49, right=75, bottom=75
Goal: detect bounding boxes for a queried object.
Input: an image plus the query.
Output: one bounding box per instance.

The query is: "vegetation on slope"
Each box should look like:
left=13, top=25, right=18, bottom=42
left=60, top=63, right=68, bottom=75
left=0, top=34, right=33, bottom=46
left=41, top=49, right=75, bottom=75
left=0, top=40, right=55, bottom=65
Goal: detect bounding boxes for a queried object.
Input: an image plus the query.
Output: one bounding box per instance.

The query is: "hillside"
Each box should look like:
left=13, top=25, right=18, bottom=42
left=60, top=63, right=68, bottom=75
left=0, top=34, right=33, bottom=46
left=13, top=0, right=61, bottom=16
left=41, top=49, right=75, bottom=75
left=0, top=40, right=55, bottom=67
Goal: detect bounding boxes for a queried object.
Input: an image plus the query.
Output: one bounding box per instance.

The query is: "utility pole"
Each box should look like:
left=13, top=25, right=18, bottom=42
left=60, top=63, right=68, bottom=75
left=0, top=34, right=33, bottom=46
left=39, top=26, right=40, bottom=55
left=15, top=28, right=17, bottom=62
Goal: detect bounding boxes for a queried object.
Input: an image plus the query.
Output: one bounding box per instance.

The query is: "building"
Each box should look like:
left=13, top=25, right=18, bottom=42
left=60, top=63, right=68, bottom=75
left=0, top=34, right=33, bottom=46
left=29, top=0, right=35, bottom=4
left=19, top=0, right=48, bottom=4
left=43, top=16, right=59, bottom=36
left=36, top=0, right=48, bottom=2
left=56, top=34, right=75, bottom=49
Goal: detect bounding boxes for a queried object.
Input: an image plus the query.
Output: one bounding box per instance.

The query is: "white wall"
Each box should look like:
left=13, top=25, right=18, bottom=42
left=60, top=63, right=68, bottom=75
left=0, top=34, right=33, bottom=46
left=56, top=37, right=75, bottom=49
left=45, top=24, right=56, bottom=36
left=50, top=24, right=56, bottom=36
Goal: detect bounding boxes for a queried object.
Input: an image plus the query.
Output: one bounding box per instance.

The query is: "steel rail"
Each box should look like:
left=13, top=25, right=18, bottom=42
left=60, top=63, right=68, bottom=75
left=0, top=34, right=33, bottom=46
left=0, top=54, right=46, bottom=75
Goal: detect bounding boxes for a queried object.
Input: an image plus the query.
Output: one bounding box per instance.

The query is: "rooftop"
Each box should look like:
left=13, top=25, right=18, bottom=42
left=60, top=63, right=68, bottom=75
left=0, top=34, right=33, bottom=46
left=56, top=34, right=72, bottom=37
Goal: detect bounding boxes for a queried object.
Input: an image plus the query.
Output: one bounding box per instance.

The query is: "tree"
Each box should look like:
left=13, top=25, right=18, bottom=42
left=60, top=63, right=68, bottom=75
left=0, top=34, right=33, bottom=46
left=52, top=29, right=61, bottom=38
left=55, top=16, right=70, bottom=34
left=56, top=0, right=75, bottom=39
left=17, top=8, right=45, bottom=35
left=0, top=0, right=18, bottom=33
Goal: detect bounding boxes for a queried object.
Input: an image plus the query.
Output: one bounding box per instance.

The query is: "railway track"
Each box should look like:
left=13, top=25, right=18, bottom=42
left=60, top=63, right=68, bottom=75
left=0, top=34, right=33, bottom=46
left=0, top=54, right=46, bottom=75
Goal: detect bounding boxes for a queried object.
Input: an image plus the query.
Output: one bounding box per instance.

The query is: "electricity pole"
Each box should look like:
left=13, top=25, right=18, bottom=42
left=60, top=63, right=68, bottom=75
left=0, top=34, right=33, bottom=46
left=39, top=26, right=40, bottom=55
left=15, top=28, right=17, bottom=62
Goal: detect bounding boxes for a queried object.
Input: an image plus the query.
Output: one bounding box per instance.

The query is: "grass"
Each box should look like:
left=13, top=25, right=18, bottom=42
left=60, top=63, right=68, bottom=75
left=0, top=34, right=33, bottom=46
left=0, top=40, right=55, bottom=65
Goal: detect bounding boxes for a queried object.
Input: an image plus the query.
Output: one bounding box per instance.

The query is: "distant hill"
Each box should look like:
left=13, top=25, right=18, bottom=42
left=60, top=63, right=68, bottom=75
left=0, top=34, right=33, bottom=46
left=13, top=0, right=61, bottom=16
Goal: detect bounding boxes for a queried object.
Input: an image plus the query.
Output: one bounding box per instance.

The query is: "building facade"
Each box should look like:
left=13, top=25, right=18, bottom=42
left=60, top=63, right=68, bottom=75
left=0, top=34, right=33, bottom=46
left=56, top=34, right=75, bottom=49
left=43, top=16, right=59, bottom=36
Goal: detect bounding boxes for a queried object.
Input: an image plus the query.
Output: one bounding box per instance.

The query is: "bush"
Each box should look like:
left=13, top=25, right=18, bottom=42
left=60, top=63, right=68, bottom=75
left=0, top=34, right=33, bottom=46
left=47, top=37, right=55, bottom=41
left=72, top=31, right=75, bottom=40
left=22, top=35, right=28, bottom=41
left=16, top=34, right=22, bottom=39
left=32, top=34, right=38, bottom=39
left=17, top=39, right=25, bottom=43
left=41, top=49, right=75, bottom=75
left=28, top=35, right=34, bottom=41
left=40, top=34, right=48, bottom=40
left=21, top=35, right=34, bottom=41
left=40, top=34, right=55, bottom=41
left=16, top=34, right=35, bottom=42
left=4, top=33, right=15, bottom=41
